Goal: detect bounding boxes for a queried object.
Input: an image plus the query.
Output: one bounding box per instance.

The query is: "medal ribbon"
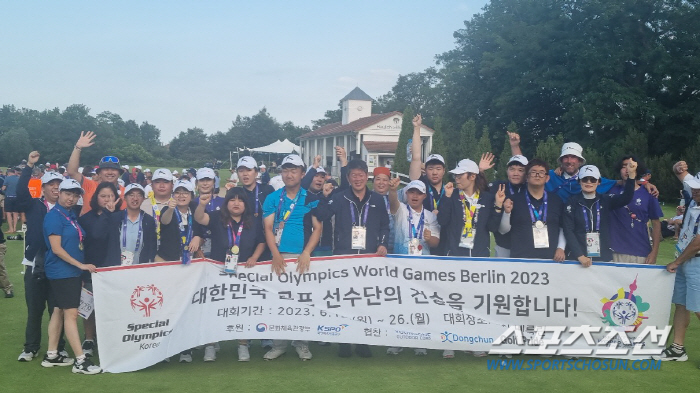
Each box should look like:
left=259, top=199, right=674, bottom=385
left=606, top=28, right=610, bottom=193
left=122, top=210, right=143, bottom=253
left=525, top=191, right=548, bottom=224
left=460, top=191, right=479, bottom=237
left=429, top=185, right=444, bottom=211
left=407, top=204, right=425, bottom=240
left=227, top=221, right=244, bottom=255
left=150, top=194, right=163, bottom=240
left=276, top=187, right=301, bottom=225
left=56, top=208, right=84, bottom=244
left=582, top=200, right=601, bottom=233
left=175, top=207, right=193, bottom=264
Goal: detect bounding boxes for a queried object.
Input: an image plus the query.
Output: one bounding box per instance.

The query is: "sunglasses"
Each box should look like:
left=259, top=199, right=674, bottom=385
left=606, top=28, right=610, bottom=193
left=580, top=177, right=598, bottom=183
left=100, top=156, right=120, bottom=164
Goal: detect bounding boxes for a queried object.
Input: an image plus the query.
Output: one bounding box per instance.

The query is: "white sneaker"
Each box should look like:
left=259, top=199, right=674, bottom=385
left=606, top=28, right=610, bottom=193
left=203, top=345, right=216, bottom=362
left=442, top=350, right=455, bottom=359
left=58, top=350, right=70, bottom=358
left=414, top=348, right=428, bottom=356
left=386, top=347, right=403, bottom=355
left=179, top=353, right=193, bottom=363
left=238, top=345, right=250, bottom=362
left=263, top=347, right=286, bottom=360
left=72, top=358, right=102, bottom=375
left=472, top=351, right=488, bottom=357
left=18, top=351, right=37, bottom=362
left=294, top=342, right=312, bottom=361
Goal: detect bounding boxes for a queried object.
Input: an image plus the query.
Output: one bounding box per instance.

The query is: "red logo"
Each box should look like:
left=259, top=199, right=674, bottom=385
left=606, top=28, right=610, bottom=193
left=130, top=285, right=164, bottom=317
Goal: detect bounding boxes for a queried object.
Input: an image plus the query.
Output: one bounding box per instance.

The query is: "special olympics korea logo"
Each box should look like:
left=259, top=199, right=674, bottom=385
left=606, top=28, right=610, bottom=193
left=130, top=285, right=164, bottom=317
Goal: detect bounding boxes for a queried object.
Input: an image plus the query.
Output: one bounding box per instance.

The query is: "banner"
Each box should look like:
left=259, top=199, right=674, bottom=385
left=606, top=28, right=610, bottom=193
left=93, top=255, right=674, bottom=373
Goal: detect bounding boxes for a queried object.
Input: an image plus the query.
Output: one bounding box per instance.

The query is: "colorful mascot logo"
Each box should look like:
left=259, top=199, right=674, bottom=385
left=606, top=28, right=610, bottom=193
left=601, top=275, right=649, bottom=331
left=130, top=284, right=164, bottom=317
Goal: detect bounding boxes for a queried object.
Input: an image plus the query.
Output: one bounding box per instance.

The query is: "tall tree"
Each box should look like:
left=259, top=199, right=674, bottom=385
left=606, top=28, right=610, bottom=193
left=392, top=107, right=414, bottom=175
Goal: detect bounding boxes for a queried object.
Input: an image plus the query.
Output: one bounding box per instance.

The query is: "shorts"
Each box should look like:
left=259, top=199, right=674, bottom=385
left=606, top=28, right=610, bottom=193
left=49, top=276, right=82, bottom=309
left=4, top=197, right=17, bottom=213
left=671, top=257, right=700, bottom=312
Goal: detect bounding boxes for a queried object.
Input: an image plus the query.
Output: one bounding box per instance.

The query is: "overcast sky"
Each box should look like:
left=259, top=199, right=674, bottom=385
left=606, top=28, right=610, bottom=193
left=1, top=1, right=487, bottom=142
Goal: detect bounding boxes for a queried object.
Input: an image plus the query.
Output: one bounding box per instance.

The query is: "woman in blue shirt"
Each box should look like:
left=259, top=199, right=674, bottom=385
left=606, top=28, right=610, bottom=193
left=42, top=179, right=102, bottom=374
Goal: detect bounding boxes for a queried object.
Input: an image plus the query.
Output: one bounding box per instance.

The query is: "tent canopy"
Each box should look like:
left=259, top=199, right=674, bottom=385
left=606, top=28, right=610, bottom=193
left=241, top=139, right=300, bottom=154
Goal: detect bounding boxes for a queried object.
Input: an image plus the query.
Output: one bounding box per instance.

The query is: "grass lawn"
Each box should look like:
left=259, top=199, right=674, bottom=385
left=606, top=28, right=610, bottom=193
left=1, top=203, right=699, bottom=392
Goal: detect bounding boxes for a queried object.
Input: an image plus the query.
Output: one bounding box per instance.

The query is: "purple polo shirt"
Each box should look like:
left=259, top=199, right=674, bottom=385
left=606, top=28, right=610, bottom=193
left=609, top=185, right=663, bottom=257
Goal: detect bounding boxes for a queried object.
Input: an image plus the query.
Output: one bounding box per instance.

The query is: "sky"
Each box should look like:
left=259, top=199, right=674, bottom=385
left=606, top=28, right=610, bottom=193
left=1, top=1, right=488, bottom=142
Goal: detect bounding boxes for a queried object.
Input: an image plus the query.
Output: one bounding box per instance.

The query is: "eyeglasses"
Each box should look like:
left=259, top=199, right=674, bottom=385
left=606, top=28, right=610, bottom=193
left=580, top=177, right=598, bottom=183
left=174, top=191, right=190, bottom=196
left=528, top=171, right=547, bottom=178
left=100, top=156, right=120, bottom=164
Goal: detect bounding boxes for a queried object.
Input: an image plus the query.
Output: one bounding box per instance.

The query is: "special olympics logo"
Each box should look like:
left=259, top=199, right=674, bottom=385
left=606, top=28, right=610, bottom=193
left=601, top=275, right=650, bottom=331
left=130, top=284, right=164, bottom=317
left=256, top=323, right=268, bottom=332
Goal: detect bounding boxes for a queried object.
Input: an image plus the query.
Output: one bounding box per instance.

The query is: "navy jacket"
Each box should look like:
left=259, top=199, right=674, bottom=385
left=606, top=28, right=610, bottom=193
left=437, top=190, right=502, bottom=257
left=563, top=179, right=634, bottom=262
left=15, top=166, right=50, bottom=262
left=315, top=187, right=390, bottom=255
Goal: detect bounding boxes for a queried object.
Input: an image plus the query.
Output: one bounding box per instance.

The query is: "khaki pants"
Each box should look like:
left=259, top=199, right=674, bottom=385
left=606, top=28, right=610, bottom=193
left=0, top=243, right=13, bottom=293
left=612, top=253, right=647, bottom=264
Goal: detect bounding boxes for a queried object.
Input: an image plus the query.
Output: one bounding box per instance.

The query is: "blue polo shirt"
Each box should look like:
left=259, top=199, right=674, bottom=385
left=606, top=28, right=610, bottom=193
left=263, top=187, right=318, bottom=254
left=43, top=204, right=84, bottom=279
left=546, top=170, right=617, bottom=203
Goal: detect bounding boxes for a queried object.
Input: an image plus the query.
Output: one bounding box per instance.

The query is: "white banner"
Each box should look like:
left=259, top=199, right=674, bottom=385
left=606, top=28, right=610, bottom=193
left=93, top=255, right=674, bottom=373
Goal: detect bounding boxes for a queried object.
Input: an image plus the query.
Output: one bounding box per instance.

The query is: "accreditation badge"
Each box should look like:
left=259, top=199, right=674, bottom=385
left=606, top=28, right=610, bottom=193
left=459, top=231, right=475, bottom=249
left=224, top=253, right=239, bottom=274
left=121, top=250, right=135, bottom=266
left=586, top=232, right=601, bottom=257
left=532, top=224, right=549, bottom=249
left=274, top=227, right=283, bottom=246
left=408, top=238, right=422, bottom=255
left=352, top=226, right=367, bottom=250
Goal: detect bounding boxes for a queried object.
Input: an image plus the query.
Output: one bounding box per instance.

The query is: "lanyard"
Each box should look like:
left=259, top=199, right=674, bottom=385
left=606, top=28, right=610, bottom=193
left=42, top=198, right=51, bottom=212
left=582, top=200, right=601, bottom=233
left=384, top=195, right=390, bottom=213
left=276, top=187, right=301, bottom=224
left=429, top=185, right=444, bottom=211
left=459, top=191, right=479, bottom=236
left=253, top=184, right=260, bottom=216
left=56, top=208, right=84, bottom=244
left=122, top=211, right=144, bottom=253
left=350, top=200, right=370, bottom=227
left=175, top=207, right=193, bottom=264
left=525, top=191, right=548, bottom=224
left=407, top=204, right=425, bottom=240
left=227, top=221, right=244, bottom=254
left=150, top=195, right=163, bottom=240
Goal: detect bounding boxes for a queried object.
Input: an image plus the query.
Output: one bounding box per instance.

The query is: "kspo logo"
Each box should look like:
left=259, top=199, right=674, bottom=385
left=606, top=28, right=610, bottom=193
left=130, top=285, right=164, bottom=317
left=256, top=323, right=268, bottom=332
left=317, top=324, right=349, bottom=336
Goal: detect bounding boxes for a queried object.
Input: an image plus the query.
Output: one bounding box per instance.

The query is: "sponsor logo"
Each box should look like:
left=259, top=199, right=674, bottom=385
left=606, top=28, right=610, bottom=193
left=601, top=275, right=649, bottom=331
left=440, top=331, right=493, bottom=344
left=256, top=323, right=268, bottom=332
left=394, top=330, right=432, bottom=341
left=317, top=324, right=349, bottom=336
left=130, top=284, right=164, bottom=317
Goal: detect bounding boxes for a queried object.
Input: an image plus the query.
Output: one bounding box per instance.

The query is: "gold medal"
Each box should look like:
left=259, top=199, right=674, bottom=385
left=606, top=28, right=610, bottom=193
left=79, top=242, right=84, bottom=251
left=231, top=245, right=239, bottom=254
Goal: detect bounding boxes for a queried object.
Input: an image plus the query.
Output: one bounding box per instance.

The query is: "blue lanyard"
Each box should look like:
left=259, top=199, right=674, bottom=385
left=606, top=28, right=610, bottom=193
left=525, top=191, right=548, bottom=224
left=174, top=208, right=193, bottom=264
left=582, top=200, right=601, bottom=233
left=383, top=195, right=390, bottom=213
left=227, top=221, right=244, bottom=253
left=276, top=187, right=301, bottom=224
left=121, top=211, right=143, bottom=253
left=253, top=184, right=259, bottom=216
left=407, top=204, right=425, bottom=240
left=429, top=185, right=444, bottom=211
left=350, top=200, right=370, bottom=227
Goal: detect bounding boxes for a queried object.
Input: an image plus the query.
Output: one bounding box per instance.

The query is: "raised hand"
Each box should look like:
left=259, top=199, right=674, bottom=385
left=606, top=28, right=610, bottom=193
left=479, top=152, right=495, bottom=172
left=105, top=198, right=120, bottom=213
left=444, top=182, right=454, bottom=198
left=389, top=177, right=401, bottom=191
left=199, top=192, right=212, bottom=206
left=626, top=159, right=638, bottom=180
left=314, top=155, right=322, bottom=168
left=335, top=146, right=347, bottom=166
left=507, top=131, right=520, bottom=148
left=412, top=114, right=422, bottom=128
left=673, top=161, right=688, bottom=175
left=28, top=151, right=40, bottom=166
left=76, top=131, right=96, bottom=149
left=322, top=182, right=334, bottom=198
left=167, top=198, right=177, bottom=210
left=503, top=198, right=513, bottom=214
left=495, top=184, right=506, bottom=207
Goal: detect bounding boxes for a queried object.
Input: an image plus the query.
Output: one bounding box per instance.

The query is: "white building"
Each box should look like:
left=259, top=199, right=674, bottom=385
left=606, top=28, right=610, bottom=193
left=299, top=87, right=435, bottom=176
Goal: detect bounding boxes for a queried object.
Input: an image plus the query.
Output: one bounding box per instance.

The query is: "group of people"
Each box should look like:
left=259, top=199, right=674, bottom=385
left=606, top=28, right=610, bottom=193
left=3, top=121, right=700, bottom=373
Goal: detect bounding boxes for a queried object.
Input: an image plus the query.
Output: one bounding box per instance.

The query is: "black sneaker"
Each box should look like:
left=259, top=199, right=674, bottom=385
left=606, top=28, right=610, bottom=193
left=355, top=344, right=373, bottom=358
left=72, top=358, right=102, bottom=375
left=652, top=346, right=688, bottom=361
left=41, top=354, right=74, bottom=367
left=82, top=340, right=96, bottom=357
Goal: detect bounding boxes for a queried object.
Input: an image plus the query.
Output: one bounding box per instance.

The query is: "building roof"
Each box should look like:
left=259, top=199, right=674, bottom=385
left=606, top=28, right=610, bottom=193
left=341, top=87, right=373, bottom=102
left=363, top=141, right=398, bottom=154
left=299, top=111, right=401, bottom=140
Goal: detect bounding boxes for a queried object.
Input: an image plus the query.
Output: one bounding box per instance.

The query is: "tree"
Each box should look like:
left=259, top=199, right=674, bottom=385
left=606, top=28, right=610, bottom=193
left=168, top=128, right=212, bottom=166
left=458, top=119, right=479, bottom=164
left=393, top=107, right=414, bottom=175
left=0, top=128, right=32, bottom=165
left=430, top=116, right=449, bottom=162
left=374, top=68, right=442, bottom=118
left=477, top=126, right=495, bottom=181
left=535, top=134, right=565, bottom=170
left=311, top=105, right=342, bottom=130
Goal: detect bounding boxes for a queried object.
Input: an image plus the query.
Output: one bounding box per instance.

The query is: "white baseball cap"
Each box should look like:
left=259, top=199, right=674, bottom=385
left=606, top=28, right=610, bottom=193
left=425, top=154, right=446, bottom=166
left=144, top=168, right=152, bottom=173
left=124, top=183, right=145, bottom=196
left=559, top=142, right=586, bottom=164
left=196, top=167, right=216, bottom=180
left=314, top=167, right=326, bottom=174
left=449, top=159, right=479, bottom=175
left=578, top=165, right=601, bottom=180
left=122, top=165, right=130, bottom=170
left=152, top=168, right=173, bottom=181
left=684, top=173, right=700, bottom=190
left=404, top=180, right=426, bottom=193
left=135, top=165, right=142, bottom=170
left=41, top=172, right=63, bottom=185
left=281, top=154, right=304, bottom=168
left=59, top=179, right=84, bottom=194
left=172, top=170, right=179, bottom=175
left=259, top=164, right=266, bottom=169
left=507, top=155, right=529, bottom=166
left=237, top=156, right=258, bottom=169
left=174, top=180, right=194, bottom=193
